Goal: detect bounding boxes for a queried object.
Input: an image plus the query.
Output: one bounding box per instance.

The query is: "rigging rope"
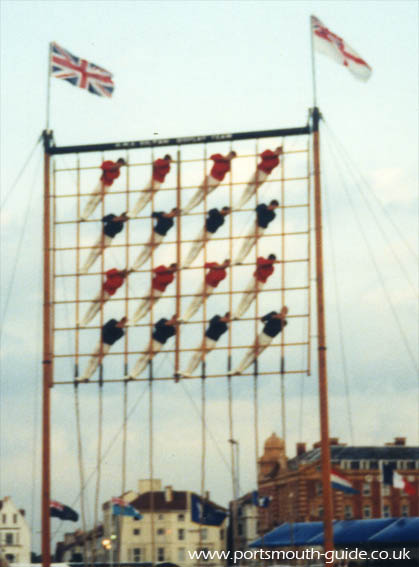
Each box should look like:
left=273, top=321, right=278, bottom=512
left=323, top=168, right=355, bottom=445
left=324, top=121, right=418, bottom=263
left=93, top=383, right=104, bottom=558
left=0, top=136, right=41, bottom=211
left=326, top=136, right=418, bottom=375
left=74, top=385, right=88, bottom=563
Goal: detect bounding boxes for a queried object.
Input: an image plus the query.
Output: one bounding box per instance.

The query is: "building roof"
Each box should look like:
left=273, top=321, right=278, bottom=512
left=129, top=491, right=227, bottom=513
left=288, top=444, right=419, bottom=468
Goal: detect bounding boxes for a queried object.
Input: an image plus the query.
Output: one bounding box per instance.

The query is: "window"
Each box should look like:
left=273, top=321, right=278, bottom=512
left=178, top=548, right=185, bottom=562
left=363, top=506, right=371, bottom=519
left=238, top=523, right=243, bottom=536
left=362, top=483, right=371, bottom=496
left=341, top=461, right=350, bottom=470
left=157, top=528, right=165, bottom=535
left=178, top=528, right=185, bottom=540
left=382, top=485, right=390, bottom=496
left=350, top=461, right=360, bottom=470
left=5, top=533, right=14, bottom=545
left=177, top=513, right=185, bottom=521
left=2, top=514, right=6, bottom=524
left=158, top=514, right=164, bottom=520
left=201, top=528, right=208, bottom=540
left=133, top=528, right=140, bottom=535
left=344, top=505, right=353, bottom=520
left=13, top=514, right=17, bottom=524
left=157, top=548, right=165, bottom=562
left=407, top=461, right=415, bottom=470
left=133, top=548, right=141, bottom=562
left=369, top=460, right=379, bottom=470
left=316, top=482, right=323, bottom=496
left=220, top=528, right=225, bottom=540
left=198, top=548, right=210, bottom=561
left=402, top=504, right=409, bottom=517
left=318, top=507, right=324, bottom=519
left=360, top=460, right=369, bottom=470
left=383, top=505, right=391, bottom=518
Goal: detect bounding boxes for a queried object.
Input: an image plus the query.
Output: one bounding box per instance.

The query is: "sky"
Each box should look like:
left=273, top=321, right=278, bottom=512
left=0, top=0, right=418, bottom=553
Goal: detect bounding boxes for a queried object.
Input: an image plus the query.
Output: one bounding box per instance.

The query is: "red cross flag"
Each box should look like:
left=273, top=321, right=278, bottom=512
left=311, top=16, right=372, bottom=82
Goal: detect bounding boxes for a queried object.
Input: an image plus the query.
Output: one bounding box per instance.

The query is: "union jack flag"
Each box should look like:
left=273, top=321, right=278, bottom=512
left=50, top=42, right=114, bottom=97
left=311, top=16, right=372, bottom=82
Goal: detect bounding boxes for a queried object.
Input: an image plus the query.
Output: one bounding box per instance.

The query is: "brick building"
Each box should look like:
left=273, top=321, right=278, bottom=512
left=257, top=433, right=419, bottom=534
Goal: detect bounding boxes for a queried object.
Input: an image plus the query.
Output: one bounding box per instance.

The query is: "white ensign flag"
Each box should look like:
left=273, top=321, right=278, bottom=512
left=311, top=15, right=372, bottom=82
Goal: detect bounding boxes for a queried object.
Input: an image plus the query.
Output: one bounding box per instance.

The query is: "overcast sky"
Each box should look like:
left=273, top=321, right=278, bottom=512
left=0, top=0, right=418, bottom=551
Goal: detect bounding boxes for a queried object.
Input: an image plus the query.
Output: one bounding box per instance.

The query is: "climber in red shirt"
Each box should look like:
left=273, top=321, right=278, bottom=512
left=79, top=268, right=128, bottom=326
left=80, top=158, right=126, bottom=220
left=180, top=259, right=230, bottom=322
left=184, top=151, right=236, bottom=213
left=131, top=263, right=178, bottom=324
left=128, top=154, right=172, bottom=218
left=234, top=254, right=278, bottom=319
left=236, top=147, right=283, bottom=209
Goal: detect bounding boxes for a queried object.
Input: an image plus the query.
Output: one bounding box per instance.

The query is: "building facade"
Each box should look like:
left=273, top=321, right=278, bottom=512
left=0, top=497, right=31, bottom=564
left=103, top=480, right=227, bottom=567
left=228, top=492, right=258, bottom=562
left=257, top=434, right=419, bottom=534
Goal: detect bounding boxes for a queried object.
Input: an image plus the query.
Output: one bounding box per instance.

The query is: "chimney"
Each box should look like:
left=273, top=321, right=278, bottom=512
left=394, top=437, right=406, bottom=446
left=164, top=485, right=173, bottom=502
left=330, top=437, right=339, bottom=446
left=19, top=509, right=26, bottom=516
left=296, top=442, right=306, bottom=456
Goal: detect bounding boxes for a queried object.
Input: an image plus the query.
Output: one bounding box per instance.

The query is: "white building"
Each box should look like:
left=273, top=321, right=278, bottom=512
left=229, top=492, right=259, bottom=561
left=0, top=497, right=31, bottom=564
left=103, top=479, right=228, bottom=567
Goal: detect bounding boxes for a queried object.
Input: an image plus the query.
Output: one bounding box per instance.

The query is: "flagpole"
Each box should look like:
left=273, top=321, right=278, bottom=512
left=310, top=16, right=318, bottom=108
left=46, top=42, right=52, bottom=130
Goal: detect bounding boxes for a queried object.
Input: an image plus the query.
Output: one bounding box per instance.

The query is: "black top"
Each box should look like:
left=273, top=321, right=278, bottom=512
left=152, top=212, right=174, bottom=236
left=256, top=204, right=276, bottom=229
left=205, top=209, right=225, bottom=234
left=102, top=214, right=125, bottom=238
left=102, top=318, right=125, bottom=345
left=205, top=315, right=228, bottom=341
left=152, top=318, right=176, bottom=344
left=261, top=311, right=287, bottom=338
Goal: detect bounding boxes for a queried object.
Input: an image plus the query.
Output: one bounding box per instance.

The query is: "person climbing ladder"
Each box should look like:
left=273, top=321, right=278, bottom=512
left=80, top=158, right=126, bottom=221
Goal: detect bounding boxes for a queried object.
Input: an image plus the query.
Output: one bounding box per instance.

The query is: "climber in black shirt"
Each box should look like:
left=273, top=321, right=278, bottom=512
left=235, top=199, right=279, bottom=264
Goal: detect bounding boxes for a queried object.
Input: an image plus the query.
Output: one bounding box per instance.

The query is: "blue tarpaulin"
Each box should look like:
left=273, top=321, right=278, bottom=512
left=249, top=517, right=419, bottom=547
left=308, top=518, right=396, bottom=545
left=250, top=522, right=324, bottom=547
left=369, top=517, right=419, bottom=544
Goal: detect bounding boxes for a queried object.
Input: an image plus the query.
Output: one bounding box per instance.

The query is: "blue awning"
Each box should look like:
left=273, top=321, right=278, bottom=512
left=369, top=517, right=419, bottom=544
left=249, top=517, right=419, bottom=547
left=249, top=522, right=324, bottom=547
left=308, top=518, right=396, bottom=545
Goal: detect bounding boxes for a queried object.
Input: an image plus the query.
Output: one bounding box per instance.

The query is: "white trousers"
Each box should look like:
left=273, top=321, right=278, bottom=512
left=79, top=291, right=111, bottom=326
left=234, top=278, right=263, bottom=319
left=233, top=332, right=272, bottom=374
left=81, top=234, right=113, bottom=274
left=185, top=337, right=217, bottom=376
left=80, top=180, right=108, bottom=221
left=183, top=228, right=210, bottom=268
left=80, top=342, right=111, bottom=381
left=131, top=232, right=165, bottom=270
left=235, top=224, right=265, bottom=264
left=127, top=180, right=162, bottom=218
left=183, top=175, right=220, bottom=213
left=127, top=339, right=163, bottom=379
left=131, top=289, right=163, bottom=324
left=236, top=170, right=269, bottom=209
left=182, top=282, right=215, bottom=322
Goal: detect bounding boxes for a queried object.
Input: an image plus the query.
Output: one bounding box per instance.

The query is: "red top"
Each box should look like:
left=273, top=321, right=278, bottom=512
left=210, top=154, right=232, bottom=181
left=103, top=268, right=125, bottom=295
left=257, top=149, right=280, bottom=175
left=153, top=158, right=171, bottom=183
left=101, top=160, right=121, bottom=186
left=254, top=257, right=276, bottom=283
left=205, top=262, right=227, bottom=288
left=152, top=265, right=175, bottom=292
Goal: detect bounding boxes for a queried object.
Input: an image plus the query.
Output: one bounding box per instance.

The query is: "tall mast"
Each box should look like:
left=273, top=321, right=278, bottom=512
left=42, top=130, right=52, bottom=567
left=312, top=107, right=334, bottom=555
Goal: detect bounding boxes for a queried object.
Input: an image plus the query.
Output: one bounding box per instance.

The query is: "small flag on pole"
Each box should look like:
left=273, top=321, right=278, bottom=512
left=311, top=15, right=372, bottom=82
left=331, top=470, right=359, bottom=494
left=383, top=464, right=416, bottom=496
left=50, top=500, right=79, bottom=522
left=111, top=497, right=142, bottom=519
left=191, top=494, right=227, bottom=526
left=50, top=42, right=114, bottom=97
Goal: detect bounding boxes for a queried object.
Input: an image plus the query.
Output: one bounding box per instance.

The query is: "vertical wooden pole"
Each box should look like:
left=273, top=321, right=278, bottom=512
left=312, top=107, right=334, bottom=557
left=42, top=131, right=52, bottom=567
left=174, top=149, right=181, bottom=377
